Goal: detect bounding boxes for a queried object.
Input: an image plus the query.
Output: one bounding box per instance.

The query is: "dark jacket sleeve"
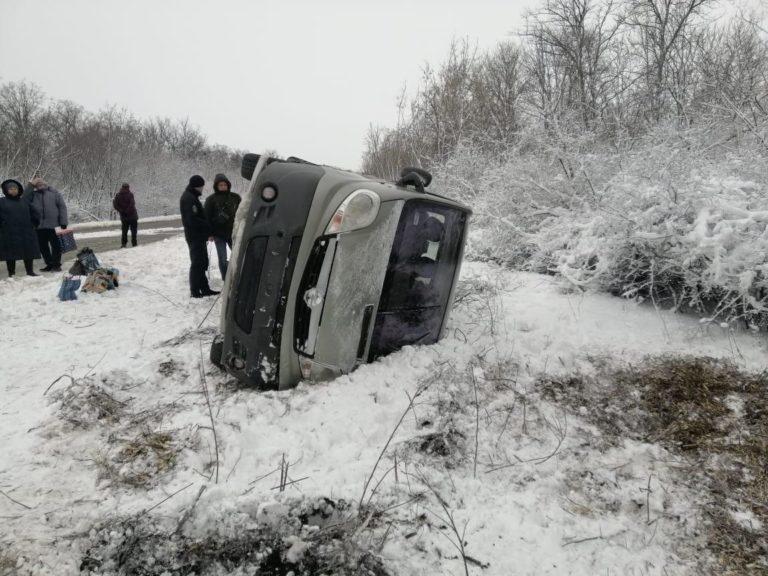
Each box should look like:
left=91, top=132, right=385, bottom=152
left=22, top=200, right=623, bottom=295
left=53, top=188, right=68, bottom=227
left=113, top=194, right=120, bottom=211
left=28, top=200, right=41, bottom=228
left=203, top=195, right=216, bottom=228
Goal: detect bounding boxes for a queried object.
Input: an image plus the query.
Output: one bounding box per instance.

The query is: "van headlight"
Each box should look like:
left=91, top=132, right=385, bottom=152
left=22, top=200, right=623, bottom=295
left=325, top=189, right=380, bottom=234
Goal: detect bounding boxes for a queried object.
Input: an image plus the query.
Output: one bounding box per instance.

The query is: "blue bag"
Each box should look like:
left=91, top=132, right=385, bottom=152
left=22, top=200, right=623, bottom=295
left=58, top=277, right=81, bottom=301
left=57, top=229, right=77, bottom=254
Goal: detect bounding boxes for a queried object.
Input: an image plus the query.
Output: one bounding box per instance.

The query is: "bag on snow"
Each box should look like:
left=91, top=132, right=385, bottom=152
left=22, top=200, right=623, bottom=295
left=58, top=276, right=81, bottom=301
left=57, top=229, right=77, bottom=254
left=82, top=267, right=120, bottom=294
left=68, top=248, right=100, bottom=275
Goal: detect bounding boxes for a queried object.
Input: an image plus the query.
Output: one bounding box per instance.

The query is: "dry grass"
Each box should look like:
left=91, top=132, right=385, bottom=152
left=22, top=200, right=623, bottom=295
left=51, top=377, right=129, bottom=429
left=540, top=355, right=768, bottom=574
left=48, top=372, right=193, bottom=489
left=95, top=428, right=197, bottom=488
left=0, top=551, right=17, bottom=576
left=80, top=497, right=391, bottom=576
left=409, top=427, right=465, bottom=462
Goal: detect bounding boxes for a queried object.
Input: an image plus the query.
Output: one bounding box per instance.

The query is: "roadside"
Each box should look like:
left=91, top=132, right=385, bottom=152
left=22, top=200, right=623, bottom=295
left=0, top=217, right=183, bottom=280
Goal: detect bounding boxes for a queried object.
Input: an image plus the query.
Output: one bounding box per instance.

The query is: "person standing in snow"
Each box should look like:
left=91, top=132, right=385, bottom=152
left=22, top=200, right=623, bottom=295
left=180, top=175, right=218, bottom=298
left=203, top=173, right=241, bottom=279
left=113, top=183, right=139, bottom=248
left=0, top=179, right=41, bottom=277
left=24, top=177, right=68, bottom=272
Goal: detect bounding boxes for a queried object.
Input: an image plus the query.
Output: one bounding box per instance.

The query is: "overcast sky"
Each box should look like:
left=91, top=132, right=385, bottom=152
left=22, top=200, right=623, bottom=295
left=0, top=0, right=540, bottom=169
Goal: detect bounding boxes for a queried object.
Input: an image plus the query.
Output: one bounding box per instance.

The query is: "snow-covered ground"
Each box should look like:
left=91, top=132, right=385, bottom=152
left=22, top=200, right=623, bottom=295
left=1, top=237, right=766, bottom=575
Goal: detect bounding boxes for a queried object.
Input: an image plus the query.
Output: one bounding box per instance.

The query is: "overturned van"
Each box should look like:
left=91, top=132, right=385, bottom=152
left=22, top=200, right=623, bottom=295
left=211, top=153, right=471, bottom=389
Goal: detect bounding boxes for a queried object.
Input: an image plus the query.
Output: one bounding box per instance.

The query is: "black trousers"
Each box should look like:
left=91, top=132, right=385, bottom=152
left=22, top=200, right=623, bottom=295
left=121, top=219, right=138, bottom=247
left=37, top=228, right=61, bottom=267
left=6, top=259, right=34, bottom=276
left=187, top=239, right=211, bottom=295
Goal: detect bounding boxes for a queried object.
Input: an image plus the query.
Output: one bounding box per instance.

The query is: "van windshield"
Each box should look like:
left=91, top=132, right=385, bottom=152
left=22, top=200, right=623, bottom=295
left=369, top=199, right=466, bottom=360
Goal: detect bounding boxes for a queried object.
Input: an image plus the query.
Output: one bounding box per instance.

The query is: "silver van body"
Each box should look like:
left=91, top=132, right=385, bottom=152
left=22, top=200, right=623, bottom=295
left=214, top=154, right=471, bottom=389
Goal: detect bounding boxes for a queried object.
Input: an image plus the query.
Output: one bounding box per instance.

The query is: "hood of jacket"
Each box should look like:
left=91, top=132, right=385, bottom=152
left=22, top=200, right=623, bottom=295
left=1, top=179, right=25, bottom=200
left=213, top=173, right=232, bottom=193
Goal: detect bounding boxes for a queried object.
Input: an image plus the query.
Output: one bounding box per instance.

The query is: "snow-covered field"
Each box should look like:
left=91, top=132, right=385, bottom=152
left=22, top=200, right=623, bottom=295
left=1, top=237, right=766, bottom=575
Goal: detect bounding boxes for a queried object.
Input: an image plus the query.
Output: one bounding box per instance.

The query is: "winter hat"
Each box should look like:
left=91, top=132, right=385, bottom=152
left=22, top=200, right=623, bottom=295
left=120, top=183, right=130, bottom=192
left=188, top=175, right=205, bottom=188
left=213, top=173, right=231, bottom=192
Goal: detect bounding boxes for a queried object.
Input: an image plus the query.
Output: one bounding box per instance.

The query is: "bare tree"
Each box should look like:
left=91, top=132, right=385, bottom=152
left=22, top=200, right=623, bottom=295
left=0, top=80, right=243, bottom=220
left=624, top=0, right=715, bottom=121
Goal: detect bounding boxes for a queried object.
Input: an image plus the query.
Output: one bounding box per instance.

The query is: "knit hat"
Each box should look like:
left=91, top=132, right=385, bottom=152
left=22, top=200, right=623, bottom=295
left=188, top=175, right=205, bottom=188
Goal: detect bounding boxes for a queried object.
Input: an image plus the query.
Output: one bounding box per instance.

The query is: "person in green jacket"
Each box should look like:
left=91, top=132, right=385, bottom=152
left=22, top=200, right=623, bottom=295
left=204, top=173, right=241, bottom=279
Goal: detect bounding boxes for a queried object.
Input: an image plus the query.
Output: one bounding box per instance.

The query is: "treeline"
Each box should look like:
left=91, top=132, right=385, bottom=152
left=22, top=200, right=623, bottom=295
left=363, top=0, right=768, bottom=326
left=362, top=0, right=768, bottom=176
left=0, top=81, right=243, bottom=221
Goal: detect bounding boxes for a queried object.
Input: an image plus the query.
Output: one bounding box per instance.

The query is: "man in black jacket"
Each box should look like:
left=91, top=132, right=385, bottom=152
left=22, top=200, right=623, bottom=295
left=180, top=175, right=218, bottom=298
left=204, top=173, right=241, bottom=279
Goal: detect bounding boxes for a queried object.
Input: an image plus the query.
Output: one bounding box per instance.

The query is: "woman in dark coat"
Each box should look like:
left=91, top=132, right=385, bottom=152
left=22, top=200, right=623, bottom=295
left=0, top=179, right=41, bottom=277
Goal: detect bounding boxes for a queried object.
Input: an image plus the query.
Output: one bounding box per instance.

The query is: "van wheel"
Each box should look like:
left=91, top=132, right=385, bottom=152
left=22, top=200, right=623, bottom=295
left=210, top=336, right=224, bottom=369
left=241, top=153, right=261, bottom=180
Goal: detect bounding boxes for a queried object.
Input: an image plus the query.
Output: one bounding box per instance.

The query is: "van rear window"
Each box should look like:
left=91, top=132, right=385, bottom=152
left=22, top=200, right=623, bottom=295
left=369, top=200, right=466, bottom=359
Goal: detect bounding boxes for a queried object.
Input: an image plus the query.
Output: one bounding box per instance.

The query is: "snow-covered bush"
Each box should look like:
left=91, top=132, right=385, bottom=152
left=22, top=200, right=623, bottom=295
left=437, top=124, right=768, bottom=326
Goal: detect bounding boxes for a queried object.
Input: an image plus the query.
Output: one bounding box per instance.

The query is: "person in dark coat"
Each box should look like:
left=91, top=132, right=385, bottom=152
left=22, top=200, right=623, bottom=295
left=24, top=177, right=68, bottom=272
left=0, top=179, right=41, bottom=277
left=180, top=175, right=218, bottom=298
left=203, top=173, right=241, bottom=279
left=113, top=183, right=139, bottom=248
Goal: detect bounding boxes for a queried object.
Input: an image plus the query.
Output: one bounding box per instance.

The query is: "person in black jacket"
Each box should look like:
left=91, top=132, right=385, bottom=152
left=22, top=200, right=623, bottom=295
left=203, top=173, right=241, bottom=279
left=180, top=175, right=218, bottom=298
left=113, top=183, right=139, bottom=248
left=0, top=179, right=42, bottom=277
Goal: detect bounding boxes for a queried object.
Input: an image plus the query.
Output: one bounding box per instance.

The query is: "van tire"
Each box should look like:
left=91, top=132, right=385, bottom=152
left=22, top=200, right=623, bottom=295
left=241, top=153, right=261, bottom=180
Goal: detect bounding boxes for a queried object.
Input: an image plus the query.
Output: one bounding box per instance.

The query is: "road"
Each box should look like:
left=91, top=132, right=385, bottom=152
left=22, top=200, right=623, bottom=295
left=0, top=217, right=183, bottom=280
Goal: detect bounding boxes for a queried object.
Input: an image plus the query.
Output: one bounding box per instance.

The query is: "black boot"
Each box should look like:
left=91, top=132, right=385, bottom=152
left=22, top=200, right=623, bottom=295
left=24, top=260, right=38, bottom=277
left=199, top=288, right=220, bottom=297
left=6, top=260, right=16, bottom=277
